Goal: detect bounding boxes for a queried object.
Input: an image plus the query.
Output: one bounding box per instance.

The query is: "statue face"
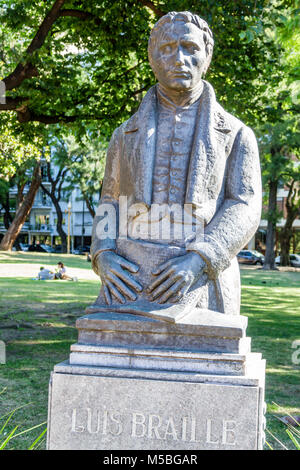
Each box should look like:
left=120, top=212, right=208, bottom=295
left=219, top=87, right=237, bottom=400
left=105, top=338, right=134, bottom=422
left=150, top=21, right=209, bottom=92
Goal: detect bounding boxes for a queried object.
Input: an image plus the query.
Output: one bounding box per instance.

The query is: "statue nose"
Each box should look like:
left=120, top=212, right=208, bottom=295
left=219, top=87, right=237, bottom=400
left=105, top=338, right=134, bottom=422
left=175, top=48, right=185, bottom=66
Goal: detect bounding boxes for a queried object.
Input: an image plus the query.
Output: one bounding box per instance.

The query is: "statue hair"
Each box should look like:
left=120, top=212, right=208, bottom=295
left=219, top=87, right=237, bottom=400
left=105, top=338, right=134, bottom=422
left=148, top=11, right=214, bottom=75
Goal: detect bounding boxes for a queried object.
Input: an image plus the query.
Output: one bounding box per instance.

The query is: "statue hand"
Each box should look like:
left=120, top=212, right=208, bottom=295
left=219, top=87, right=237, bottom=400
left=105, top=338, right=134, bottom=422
left=147, top=252, right=205, bottom=304
left=97, top=251, right=143, bottom=304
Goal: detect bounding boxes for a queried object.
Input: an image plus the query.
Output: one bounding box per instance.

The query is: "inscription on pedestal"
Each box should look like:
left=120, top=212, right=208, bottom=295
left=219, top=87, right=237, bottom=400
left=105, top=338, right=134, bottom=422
left=71, top=408, right=237, bottom=446
left=48, top=373, right=261, bottom=450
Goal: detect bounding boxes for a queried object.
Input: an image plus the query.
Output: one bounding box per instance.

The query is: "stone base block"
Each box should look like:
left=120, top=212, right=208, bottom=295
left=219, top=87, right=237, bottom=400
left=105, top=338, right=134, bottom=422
left=69, top=344, right=258, bottom=376
left=70, top=312, right=252, bottom=376
left=47, top=309, right=266, bottom=450
left=76, top=311, right=249, bottom=354
left=47, top=358, right=266, bottom=450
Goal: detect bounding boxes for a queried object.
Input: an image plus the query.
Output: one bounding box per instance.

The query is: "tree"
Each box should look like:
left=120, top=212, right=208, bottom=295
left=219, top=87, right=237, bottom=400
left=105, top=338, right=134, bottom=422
left=259, top=116, right=299, bottom=269
left=275, top=1, right=300, bottom=264
left=0, top=0, right=288, bottom=135
left=0, top=162, right=38, bottom=249
left=279, top=163, right=300, bottom=265
left=40, top=145, right=70, bottom=253
left=257, top=2, right=300, bottom=269
left=0, top=180, right=11, bottom=227
left=0, top=119, right=48, bottom=250
left=0, top=161, right=41, bottom=250
left=0, top=116, right=45, bottom=179
left=62, top=135, right=106, bottom=218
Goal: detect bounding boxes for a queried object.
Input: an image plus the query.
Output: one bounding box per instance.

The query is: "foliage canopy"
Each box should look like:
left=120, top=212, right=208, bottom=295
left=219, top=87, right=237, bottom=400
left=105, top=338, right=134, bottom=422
left=0, top=0, right=294, bottom=143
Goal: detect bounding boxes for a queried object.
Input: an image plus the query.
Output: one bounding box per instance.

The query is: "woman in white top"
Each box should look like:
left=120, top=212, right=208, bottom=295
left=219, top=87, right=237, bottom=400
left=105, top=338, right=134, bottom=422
left=55, top=262, right=77, bottom=281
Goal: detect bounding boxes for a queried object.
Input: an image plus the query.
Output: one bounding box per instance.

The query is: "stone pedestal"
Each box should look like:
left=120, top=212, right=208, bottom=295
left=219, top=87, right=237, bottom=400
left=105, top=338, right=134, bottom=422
left=47, top=310, right=266, bottom=450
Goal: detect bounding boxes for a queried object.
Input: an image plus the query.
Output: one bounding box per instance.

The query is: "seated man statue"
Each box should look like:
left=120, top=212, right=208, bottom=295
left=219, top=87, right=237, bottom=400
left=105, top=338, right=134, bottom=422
left=89, top=11, right=261, bottom=321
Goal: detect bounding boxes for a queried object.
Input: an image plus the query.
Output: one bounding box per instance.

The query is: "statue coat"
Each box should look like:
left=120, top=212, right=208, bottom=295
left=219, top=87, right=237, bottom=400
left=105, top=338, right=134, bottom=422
left=91, top=80, right=262, bottom=315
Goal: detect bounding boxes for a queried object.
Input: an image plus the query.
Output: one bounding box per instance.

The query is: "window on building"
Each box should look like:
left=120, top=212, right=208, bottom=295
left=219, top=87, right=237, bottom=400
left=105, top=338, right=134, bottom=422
left=42, top=192, right=48, bottom=205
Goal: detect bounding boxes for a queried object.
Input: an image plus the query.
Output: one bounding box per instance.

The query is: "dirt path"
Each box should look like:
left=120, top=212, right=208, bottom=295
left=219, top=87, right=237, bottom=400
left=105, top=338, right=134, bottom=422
left=0, top=263, right=98, bottom=280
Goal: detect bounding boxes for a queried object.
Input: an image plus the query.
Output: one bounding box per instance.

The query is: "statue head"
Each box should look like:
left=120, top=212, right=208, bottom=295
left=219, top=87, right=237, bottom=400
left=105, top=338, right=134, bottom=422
left=148, top=11, right=214, bottom=93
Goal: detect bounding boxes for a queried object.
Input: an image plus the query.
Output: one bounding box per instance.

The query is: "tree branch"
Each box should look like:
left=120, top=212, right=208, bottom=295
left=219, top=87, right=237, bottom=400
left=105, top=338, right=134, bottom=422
left=11, top=86, right=148, bottom=124
left=83, top=194, right=95, bottom=218
left=16, top=109, right=78, bottom=124
left=3, top=64, right=39, bottom=91
left=58, top=9, right=111, bottom=34
left=3, top=0, right=66, bottom=91
left=55, top=164, right=64, bottom=186
left=139, top=0, right=165, bottom=17
left=57, top=167, right=69, bottom=196
left=46, top=161, right=54, bottom=185
left=59, top=9, right=99, bottom=22
left=40, top=182, right=51, bottom=198
left=0, top=97, right=25, bottom=111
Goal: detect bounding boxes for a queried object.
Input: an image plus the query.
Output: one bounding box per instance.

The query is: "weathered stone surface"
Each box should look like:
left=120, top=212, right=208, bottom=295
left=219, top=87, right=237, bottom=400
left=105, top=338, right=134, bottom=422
left=90, top=12, right=262, bottom=320
left=54, top=356, right=265, bottom=386
left=0, top=340, right=5, bottom=364
left=48, top=301, right=266, bottom=450
left=47, top=366, right=265, bottom=450
left=69, top=344, right=258, bottom=376
left=76, top=310, right=249, bottom=354
left=47, top=11, right=266, bottom=451
left=48, top=321, right=266, bottom=450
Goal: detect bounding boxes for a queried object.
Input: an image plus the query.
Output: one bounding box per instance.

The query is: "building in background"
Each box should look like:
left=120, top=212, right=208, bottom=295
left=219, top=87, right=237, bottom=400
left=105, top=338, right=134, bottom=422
left=0, top=170, right=94, bottom=251
left=247, top=186, right=300, bottom=254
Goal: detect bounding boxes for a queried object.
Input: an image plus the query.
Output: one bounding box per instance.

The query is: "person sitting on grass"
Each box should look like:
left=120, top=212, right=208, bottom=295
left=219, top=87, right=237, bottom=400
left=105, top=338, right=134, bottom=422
left=55, top=262, right=78, bottom=282
left=37, top=266, right=55, bottom=280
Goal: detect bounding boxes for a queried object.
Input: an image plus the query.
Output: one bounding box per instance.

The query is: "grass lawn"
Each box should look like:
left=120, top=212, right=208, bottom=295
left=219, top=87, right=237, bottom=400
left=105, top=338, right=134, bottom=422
left=0, top=251, right=92, bottom=269
left=0, top=252, right=299, bottom=450
left=241, top=268, right=300, bottom=449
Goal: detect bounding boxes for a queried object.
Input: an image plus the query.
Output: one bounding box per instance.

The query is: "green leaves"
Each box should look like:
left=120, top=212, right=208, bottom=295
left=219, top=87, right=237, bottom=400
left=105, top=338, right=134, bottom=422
left=54, top=132, right=107, bottom=215
left=0, top=1, right=290, bottom=131
left=0, top=120, right=45, bottom=180
left=0, top=0, right=298, bottom=179
left=239, top=24, right=263, bottom=44
left=0, top=391, right=47, bottom=450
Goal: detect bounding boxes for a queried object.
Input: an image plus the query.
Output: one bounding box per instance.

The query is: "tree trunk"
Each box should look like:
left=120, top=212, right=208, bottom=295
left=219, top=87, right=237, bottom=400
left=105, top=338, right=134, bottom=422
left=52, top=197, right=67, bottom=253
left=0, top=162, right=41, bottom=251
left=41, top=181, right=67, bottom=253
left=280, top=226, right=292, bottom=266
left=263, top=179, right=278, bottom=270
left=292, top=230, right=296, bottom=254
left=3, top=190, right=12, bottom=229
left=279, top=181, right=299, bottom=266
left=16, top=181, right=26, bottom=209
left=83, top=194, right=95, bottom=218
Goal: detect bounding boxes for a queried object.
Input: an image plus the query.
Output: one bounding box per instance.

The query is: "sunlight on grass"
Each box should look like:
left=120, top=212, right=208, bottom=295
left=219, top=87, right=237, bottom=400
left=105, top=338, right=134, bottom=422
left=240, top=268, right=300, bottom=449
left=0, top=251, right=91, bottom=270
left=9, top=339, right=71, bottom=345
left=0, top=261, right=299, bottom=449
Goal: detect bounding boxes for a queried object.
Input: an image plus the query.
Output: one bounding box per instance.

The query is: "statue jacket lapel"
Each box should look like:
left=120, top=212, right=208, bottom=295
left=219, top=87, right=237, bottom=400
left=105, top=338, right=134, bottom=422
left=123, top=82, right=235, bottom=220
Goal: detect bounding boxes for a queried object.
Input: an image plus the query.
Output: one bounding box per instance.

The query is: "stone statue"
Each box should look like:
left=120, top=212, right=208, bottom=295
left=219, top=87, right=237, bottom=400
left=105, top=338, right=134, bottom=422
left=48, top=13, right=266, bottom=451
left=89, top=11, right=262, bottom=322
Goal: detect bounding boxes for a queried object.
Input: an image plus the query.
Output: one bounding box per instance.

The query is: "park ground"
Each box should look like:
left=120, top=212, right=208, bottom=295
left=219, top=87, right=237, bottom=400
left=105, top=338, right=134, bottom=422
left=0, top=251, right=299, bottom=450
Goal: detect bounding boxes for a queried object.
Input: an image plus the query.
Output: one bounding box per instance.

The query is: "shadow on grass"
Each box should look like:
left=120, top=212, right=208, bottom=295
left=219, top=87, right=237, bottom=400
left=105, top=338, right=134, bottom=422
left=0, top=278, right=99, bottom=307
left=241, top=268, right=300, bottom=288
left=0, top=251, right=91, bottom=270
